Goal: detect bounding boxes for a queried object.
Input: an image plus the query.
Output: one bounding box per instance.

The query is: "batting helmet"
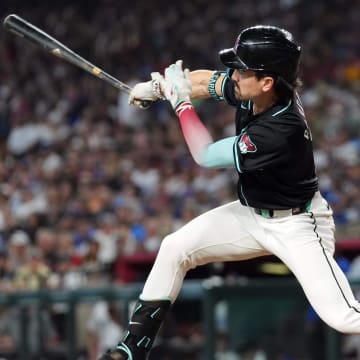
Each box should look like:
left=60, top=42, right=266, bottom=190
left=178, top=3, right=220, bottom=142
left=219, top=25, right=301, bottom=87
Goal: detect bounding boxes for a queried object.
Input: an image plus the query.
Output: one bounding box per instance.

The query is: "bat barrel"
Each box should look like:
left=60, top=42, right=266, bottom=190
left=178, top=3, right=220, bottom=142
left=3, top=14, right=20, bottom=30
left=3, top=14, right=151, bottom=107
left=3, top=14, right=32, bottom=40
left=4, top=14, right=72, bottom=53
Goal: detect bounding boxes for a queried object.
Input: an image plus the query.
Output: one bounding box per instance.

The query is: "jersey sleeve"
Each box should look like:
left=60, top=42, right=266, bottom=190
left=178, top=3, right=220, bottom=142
left=202, top=136, right=237, bottom=168
left=233, top=124, right=291, bottom=173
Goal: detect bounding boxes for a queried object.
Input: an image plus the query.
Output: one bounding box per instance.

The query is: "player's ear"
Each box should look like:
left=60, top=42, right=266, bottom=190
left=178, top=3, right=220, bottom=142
left=262, top=76, right=275, bottom=92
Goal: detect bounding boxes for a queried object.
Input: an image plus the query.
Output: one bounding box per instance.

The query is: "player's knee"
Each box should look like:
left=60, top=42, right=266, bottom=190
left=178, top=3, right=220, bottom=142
left=158, top=234, right=183, bottom=260
left=158, top=233, right=192, bottom=271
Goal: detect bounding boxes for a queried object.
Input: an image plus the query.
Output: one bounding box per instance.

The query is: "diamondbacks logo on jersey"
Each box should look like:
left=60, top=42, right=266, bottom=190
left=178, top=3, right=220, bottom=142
left=238, top=134, right=257, bottom=154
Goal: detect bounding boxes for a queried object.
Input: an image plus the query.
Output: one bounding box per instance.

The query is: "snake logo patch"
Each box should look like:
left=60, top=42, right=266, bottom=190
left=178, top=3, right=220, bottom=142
left=238, top=134, right=257, bottom=154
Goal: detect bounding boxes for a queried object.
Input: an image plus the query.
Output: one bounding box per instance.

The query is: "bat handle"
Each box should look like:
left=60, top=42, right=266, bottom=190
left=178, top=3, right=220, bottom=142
left=140, top=100, right=152, bottom=109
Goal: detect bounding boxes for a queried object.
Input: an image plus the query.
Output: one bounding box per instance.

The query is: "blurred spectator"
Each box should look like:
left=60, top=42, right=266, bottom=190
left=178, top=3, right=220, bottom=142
left=55, top=230, right=82, bottom=265
left=48, top=254, right=85, bottom=292
left=93, top=212, right=120, bottom=275
left=81, top=239, right=107, bottom=285
left=143, top=217, right=162, bottom=253
left=10, top=187, right=48, bottom=223
left=86, top=301, right=124, bottom=360
left=9, top=247, right=57, bottom=357
left=34, top=227, right=57, bottom=270
left=115, top=205, right=146, bottom=254
left=72, top=215, right=95, bottom=258
left=7, top=230, right=31, bottom=272
left=0, top=250, right=13, bottom=293
left=13, top=247, right=50, bottom=291
left=47, top=253, right=86, bottom=343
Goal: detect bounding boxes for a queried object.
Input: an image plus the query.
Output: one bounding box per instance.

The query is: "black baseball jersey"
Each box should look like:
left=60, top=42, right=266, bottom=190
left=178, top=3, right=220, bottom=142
left=223, top=79, right=319, bottom=210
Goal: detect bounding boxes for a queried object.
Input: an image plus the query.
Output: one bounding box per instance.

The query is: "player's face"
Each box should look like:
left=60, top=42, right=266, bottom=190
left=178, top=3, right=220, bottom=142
left=231, top=69, right=268, bottom=100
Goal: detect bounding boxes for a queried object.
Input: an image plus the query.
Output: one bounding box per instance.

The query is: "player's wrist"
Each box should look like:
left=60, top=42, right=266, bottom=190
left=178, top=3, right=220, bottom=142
left=128, top=72, right=166, bottom=108
left=175, top=100, right=193, bottom=116
left=208, top=71, right=226, bottom=101
left=169, top=89, right=191, bottom=111
left=128, top=81, right=155, bottom=105
left=151, top=79, right=165, bottom=100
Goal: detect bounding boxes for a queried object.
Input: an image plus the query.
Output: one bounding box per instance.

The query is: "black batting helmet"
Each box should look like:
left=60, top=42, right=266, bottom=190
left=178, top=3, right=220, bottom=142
left=219, top=25, right=301, bottom=88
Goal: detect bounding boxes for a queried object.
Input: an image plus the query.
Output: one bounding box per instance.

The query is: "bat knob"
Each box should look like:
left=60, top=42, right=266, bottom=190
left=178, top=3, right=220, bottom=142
left=140, top=100, right=152, bottom=109
left=134, top=100, right=153, bottom=110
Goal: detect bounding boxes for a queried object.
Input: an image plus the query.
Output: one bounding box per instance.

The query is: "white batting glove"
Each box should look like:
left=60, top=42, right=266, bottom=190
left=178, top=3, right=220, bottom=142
left=128, top=72, right=165, bottom=109
left=164, top=60, right=192, bottom=110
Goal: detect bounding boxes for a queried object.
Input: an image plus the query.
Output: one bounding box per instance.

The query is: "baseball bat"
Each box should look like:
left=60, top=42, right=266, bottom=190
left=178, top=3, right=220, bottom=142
left=3, top=14, right=152, bottom=109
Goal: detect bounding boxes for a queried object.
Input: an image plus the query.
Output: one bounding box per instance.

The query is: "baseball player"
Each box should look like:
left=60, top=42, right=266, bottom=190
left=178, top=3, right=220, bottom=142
left=100, top=25, right=360, bottom=360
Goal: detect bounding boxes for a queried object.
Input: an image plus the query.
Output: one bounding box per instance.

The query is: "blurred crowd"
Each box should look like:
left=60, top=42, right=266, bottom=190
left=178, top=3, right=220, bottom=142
left=0, top=0, right=359, bottom=358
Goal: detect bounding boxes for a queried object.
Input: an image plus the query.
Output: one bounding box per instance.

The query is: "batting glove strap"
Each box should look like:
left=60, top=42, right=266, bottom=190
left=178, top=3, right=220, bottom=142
left=151, top=79, right=166, bottom=100
left=175, top=101, right=194, bottom=117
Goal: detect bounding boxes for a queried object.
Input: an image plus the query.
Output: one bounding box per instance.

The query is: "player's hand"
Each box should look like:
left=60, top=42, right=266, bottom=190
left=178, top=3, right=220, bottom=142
left=164, top=60, right=192, bottom=110
left=128, top=72, right=165, bottom=109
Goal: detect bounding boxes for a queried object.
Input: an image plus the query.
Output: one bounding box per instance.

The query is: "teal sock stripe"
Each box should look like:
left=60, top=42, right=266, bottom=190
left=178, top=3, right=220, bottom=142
left=137, top=336, right=151, bottom=349
left=150, top=308, right=160, bottom=318
left=123, top=330, right=130, bottom=342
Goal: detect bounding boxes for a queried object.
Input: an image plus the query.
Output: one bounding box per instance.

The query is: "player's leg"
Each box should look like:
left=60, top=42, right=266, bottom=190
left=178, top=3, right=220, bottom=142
left=262, top=193, right=360, bottom=334
left=141, top=200, right=269, bottom=300
left=101, top=201, right=268, bottom=360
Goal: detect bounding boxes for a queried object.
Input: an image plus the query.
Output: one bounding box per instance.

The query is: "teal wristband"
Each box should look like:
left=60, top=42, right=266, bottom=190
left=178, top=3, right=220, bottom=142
left=208, top=71, right=225, bottom=101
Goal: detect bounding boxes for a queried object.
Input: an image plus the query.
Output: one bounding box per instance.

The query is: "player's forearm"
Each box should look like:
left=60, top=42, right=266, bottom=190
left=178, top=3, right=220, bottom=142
left=176, top=102, right=213, bottom=164
left=176, top=102, right=235, bottom=168
left=189, top=70, right=225, bottom=100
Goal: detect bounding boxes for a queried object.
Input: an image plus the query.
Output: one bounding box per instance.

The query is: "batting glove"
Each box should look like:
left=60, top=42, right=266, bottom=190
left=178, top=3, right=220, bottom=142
left=128, top=72, right=165, bottom=109
left=164, top=60, right=192, bottom=111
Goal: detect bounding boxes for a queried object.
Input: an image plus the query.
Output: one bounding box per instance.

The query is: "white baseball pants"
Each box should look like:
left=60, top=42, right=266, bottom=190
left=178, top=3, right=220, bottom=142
left=141, top=191, right=360, bottom=334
